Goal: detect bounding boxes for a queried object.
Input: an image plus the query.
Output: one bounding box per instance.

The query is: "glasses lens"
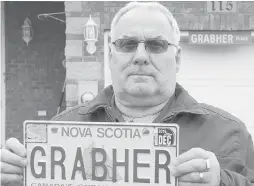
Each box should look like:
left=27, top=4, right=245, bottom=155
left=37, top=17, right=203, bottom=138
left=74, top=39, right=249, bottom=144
left=146, top=40, right=168, bottom=53
left=115, top=39, right=138, bottom=53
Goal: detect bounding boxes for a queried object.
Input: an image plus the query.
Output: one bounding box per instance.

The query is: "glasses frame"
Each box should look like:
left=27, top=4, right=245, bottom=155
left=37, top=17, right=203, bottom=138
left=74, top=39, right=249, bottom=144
left=112, top=39, right=178, bottom=54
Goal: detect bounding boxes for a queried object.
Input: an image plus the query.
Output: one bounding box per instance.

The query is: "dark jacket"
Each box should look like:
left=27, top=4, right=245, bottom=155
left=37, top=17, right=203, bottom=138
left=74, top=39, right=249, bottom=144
left=53, top=83, right=254, bottom=185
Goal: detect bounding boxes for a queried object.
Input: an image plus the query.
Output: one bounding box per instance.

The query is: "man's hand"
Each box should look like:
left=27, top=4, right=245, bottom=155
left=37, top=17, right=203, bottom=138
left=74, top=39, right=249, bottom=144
left=1, top=138, right=28, bottom=185
left=171, top=148, right=220, bottom=186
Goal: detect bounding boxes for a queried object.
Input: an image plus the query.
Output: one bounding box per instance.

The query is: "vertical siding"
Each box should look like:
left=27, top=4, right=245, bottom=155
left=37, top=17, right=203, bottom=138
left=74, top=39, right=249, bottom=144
left=177, top=43, right=254, bottom=131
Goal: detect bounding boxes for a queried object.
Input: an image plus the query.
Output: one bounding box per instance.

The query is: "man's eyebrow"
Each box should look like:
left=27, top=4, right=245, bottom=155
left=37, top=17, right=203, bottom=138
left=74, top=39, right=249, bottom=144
left=119, top=35, right=138, bottom=39
left=145, top=35, right=165, bottom=39
left=117, top=34, right=166, bottom=40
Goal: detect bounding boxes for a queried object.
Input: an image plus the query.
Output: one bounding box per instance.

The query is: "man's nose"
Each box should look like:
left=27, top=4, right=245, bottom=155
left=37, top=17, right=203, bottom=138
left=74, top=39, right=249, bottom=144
left=132, top=43, right=149, bottom=65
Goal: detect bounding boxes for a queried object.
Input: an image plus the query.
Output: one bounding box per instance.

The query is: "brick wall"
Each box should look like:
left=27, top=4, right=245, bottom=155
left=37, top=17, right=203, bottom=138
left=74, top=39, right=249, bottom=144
left=5, top=2, right=66, bottom=142
left=64, top=1, right=254, bottom=107
left=102, top=1, right=254, bottom=30
left=64, top=2, right=104, bottom=108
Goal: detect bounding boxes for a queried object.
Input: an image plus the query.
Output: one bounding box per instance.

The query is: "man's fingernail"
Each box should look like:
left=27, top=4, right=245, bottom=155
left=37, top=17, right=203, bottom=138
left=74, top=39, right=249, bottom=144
left=171, top=159, right=176, bottom=166
left=22, top=150, right=27, bottom=157
left=19, top=175, right=24, bottom=182
left=170, top=166, right=176, bottom=176
left=17, top=174, right=23, bottom=182
left=22, top=159, right=28, bottom=166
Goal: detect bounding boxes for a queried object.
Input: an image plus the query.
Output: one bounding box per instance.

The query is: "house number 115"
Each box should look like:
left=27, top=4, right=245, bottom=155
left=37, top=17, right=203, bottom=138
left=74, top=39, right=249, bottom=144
left=207, top=1, right=237, bottom=13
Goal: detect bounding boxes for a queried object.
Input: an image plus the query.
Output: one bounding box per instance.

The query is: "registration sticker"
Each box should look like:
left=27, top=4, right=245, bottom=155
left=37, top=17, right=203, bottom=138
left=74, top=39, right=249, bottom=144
left=24, top=120, right=179, bottom=186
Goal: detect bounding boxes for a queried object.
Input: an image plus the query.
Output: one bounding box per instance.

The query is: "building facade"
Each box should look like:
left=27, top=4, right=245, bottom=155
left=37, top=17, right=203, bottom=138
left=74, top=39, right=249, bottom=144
left=2, top=1, right=254, bottom=143
left=64, top=1, right=254, bottom=135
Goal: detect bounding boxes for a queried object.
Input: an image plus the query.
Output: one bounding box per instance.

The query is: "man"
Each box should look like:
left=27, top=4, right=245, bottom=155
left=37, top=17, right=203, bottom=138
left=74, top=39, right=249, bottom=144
left=1, top=2, right=254, bottom=186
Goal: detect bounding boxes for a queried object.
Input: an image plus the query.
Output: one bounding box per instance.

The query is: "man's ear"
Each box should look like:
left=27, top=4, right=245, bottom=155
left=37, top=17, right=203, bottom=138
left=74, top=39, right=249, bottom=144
left=175, top=46, right=181, bottom=73
left=108, top=43, right=112, bottom=66
left=108, top=34, right=112, bottom=61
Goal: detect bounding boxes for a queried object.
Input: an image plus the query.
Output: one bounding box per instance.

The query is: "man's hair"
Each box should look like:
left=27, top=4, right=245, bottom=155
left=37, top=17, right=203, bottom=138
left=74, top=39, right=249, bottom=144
left=110, top=1, right=180, bottom=45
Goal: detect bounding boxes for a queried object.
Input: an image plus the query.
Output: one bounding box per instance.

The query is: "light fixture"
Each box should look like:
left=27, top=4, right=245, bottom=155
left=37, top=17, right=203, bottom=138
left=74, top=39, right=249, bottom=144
left=83, top=15, right=99, bottom=55
left=22, top=17, right=33, bottom=46
left=80, top=92, right=95, bottom=103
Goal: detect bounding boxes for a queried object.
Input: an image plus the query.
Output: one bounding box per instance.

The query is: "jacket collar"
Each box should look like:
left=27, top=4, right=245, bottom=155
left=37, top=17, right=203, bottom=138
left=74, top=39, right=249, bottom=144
left=169, top=83, right=208, bottom=115
left=77, top=85, right=113, bottom=115
left=77, top=83, right=208, bottom=116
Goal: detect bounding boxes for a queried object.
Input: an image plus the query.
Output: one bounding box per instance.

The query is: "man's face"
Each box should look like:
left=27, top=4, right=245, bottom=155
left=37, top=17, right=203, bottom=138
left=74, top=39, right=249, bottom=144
left=109, top=8, right=181, bottom=100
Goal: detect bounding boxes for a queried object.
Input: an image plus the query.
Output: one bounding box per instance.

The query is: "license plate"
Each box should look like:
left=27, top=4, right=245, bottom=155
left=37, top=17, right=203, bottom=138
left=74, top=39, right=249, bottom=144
left=24, top=120, right=179, bottom=186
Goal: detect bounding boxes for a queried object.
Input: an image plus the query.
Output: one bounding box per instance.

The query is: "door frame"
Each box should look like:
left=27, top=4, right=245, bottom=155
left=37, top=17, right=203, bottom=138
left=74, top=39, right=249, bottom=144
left=1, top=1, right=6, bottom=143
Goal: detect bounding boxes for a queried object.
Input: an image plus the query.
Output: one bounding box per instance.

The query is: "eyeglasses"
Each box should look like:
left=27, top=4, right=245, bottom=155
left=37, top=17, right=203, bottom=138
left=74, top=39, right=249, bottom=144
left=112, top=39, right=177, bottom=54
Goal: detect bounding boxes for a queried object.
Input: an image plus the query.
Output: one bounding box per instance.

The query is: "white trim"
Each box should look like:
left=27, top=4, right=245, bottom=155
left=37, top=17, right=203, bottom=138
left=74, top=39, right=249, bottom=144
left=0, top=1, right=5, bottom=143
left=180, top=31, right=189, bottom=37
left=104, top=30, right=112, bottom=87
left=180, top=31, right=254, bottom=40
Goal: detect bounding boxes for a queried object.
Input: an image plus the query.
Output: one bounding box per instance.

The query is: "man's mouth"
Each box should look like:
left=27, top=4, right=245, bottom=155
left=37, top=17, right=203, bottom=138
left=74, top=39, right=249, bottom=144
left=129, top=73, right=153, bottom=77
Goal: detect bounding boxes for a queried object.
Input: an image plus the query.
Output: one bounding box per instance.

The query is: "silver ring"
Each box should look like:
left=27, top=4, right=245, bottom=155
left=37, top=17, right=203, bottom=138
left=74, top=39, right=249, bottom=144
left=199, top=172, right=204, bottom=181
left=205, top=159, right=211, bottom=171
